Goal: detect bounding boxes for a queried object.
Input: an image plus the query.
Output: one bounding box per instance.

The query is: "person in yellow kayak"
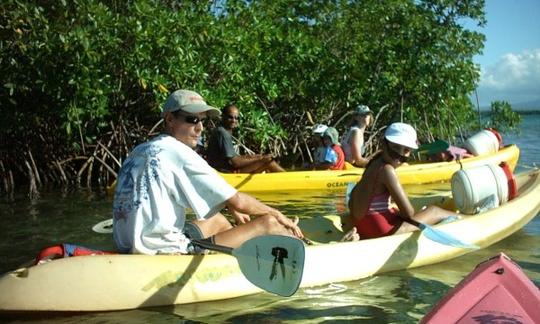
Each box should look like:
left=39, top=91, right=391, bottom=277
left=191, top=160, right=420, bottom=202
left=205, top=103, right=285, bottom=173
left=314, top=127, right=345, bottom=170
left=343, top=122, right=458, bottom=240
left=113, top=90, right=303, bottom=255
left=311, top=124, right=329, bottom=166
left=340, top=105, right=373, bottom=167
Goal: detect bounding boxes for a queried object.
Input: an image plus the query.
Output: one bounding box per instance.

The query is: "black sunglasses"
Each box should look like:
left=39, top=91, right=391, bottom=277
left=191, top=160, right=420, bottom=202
left=173, top=111, right=206, bottom=124
left=226, top=114, right=240, bottom=120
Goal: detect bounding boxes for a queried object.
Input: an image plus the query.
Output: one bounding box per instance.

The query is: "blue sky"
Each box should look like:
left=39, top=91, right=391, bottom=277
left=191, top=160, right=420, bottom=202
left=466, top=0, right=540, bottom=107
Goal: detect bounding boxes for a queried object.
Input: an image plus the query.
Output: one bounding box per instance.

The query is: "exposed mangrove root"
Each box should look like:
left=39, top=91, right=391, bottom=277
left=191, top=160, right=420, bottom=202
left=0, top=116, right=155, bottom=196
left=1, top=108, right=397, bottom=196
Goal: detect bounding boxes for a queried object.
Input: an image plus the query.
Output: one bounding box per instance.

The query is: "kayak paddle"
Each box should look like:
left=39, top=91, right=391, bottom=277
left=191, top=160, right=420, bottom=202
left=92, top=218, right=113, bottom=234
left=404, top=218, right=479, bottom=249
left=91, top=220, right=306, bottom=296
left=92, top=218, right=305, bottom=297
left=417, top=140, right=450, bottom=155
left=192, top=235, right=305, bottom=297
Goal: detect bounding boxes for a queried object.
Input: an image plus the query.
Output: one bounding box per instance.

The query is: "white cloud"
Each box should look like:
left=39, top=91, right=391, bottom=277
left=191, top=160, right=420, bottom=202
left=477, top=49, right=540, bottom=105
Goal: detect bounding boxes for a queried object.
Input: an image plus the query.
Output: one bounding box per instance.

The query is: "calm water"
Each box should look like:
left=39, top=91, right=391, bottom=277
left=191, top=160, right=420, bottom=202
left=1, top=113, right=539, bottom=323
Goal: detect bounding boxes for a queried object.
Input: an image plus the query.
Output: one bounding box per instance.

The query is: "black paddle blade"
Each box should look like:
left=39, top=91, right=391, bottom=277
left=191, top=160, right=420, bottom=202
left=233, top=235, right=305, bottom=297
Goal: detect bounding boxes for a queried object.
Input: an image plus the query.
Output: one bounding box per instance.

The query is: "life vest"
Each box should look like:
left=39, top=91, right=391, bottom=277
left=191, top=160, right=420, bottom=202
left=35, top=243, right=116, bottom=265
left=330, top=144, right=345, bottom=170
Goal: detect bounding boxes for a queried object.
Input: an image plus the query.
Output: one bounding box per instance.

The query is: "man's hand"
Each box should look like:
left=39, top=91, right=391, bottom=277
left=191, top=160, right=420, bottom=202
left=230, top=209, right=251, bottom=224
left=268, top=208, right=304, bottom=239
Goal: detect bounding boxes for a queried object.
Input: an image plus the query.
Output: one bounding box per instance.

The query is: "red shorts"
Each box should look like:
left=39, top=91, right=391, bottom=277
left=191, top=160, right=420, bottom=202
left=354, top=208, right=402, bottom=239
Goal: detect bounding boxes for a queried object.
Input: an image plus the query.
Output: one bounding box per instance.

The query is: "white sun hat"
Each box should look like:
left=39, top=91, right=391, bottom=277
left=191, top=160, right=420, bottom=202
left=384, top=122, right=419, bottom=149
left=313, top=124, right=329, bottom=134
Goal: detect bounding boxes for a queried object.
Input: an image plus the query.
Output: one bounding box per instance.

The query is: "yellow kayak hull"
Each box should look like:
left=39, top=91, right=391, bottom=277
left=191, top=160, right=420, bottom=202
left=221, top=145, right=520, bottom=192
left=1, top=168, right=539, bottom=312
left=105, top=145, right=520, bottom=195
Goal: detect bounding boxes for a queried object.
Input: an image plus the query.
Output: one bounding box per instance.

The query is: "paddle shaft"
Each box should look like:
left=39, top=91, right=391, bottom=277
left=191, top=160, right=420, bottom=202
left=402, top=216, right=478, bottom=249
left=190, top=238, right=233, bottom=254
left=402, top=218, right=423, bottom=228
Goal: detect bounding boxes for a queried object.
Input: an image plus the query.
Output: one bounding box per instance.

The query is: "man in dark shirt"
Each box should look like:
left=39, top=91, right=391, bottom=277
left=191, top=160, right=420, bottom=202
left=206, top=103, right=285, bottom=173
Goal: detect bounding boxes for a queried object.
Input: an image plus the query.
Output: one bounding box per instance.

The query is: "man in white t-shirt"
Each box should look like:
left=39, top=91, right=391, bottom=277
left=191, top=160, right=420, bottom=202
left=113, top=89, right=303, bottom=255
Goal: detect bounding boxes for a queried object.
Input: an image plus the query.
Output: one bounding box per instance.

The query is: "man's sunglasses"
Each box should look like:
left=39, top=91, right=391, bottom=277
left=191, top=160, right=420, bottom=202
left=226, top=114, right=240, bottom=120
left=173, top=111, right=206, bottom=124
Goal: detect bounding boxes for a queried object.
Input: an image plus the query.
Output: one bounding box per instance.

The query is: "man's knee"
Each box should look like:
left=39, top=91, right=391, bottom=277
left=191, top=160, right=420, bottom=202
left=257, top=214, right=278, bottom=227
left=255, top=215, right=286, bottom=234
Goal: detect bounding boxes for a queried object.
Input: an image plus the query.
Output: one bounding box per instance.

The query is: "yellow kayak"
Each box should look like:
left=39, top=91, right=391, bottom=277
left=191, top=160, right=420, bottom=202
left=106, top=145, right=519, bottom=195
left=220, top=145, right=520, bottom=192
left=1, top=167, right=538, bottom=312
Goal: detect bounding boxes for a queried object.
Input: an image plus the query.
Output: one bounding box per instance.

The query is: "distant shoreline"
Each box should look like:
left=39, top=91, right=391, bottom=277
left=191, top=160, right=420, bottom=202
left=480, top=109, right=540, bottom=115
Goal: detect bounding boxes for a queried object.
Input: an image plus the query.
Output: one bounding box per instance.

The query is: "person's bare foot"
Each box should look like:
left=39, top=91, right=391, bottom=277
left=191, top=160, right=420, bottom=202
left=340, top=227, right=360, bottom=242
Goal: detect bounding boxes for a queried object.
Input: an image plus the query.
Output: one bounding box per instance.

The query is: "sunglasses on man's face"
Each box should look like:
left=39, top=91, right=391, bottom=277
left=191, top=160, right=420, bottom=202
left=183, top=115, right=206, bottom=124
left=173, top=111, right=206, bottom=124
left=226, top=114, right=240, bottom=120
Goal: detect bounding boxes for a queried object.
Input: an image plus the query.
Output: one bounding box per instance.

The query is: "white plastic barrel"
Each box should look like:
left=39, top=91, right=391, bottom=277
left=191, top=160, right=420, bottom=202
left=463, top=129, right=502, bottom=156
left=451, top=163, right=515, bottom=215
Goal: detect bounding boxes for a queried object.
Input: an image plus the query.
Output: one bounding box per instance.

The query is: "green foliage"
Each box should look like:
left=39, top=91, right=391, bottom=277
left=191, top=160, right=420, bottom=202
left=3, top=0, right=517, bottom=189
left=485, top=101, right=522, bottom=133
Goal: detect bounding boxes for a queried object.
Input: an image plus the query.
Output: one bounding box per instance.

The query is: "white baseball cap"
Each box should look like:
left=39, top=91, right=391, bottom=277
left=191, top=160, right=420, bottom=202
left=384, top=122, right=418, bottom=149
left=161, top=89, right=220, bottom=117
left=312, top=124, right=329, bottom=134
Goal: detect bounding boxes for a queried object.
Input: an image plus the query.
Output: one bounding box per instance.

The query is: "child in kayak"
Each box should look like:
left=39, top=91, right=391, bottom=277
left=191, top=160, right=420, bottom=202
left=429, top=145, right=473, bottom=162
left=312, top=124, right=329, bottom=165
left=342, top=122, right=458, bottom=240
left=314, top=127, right=345, bottom=170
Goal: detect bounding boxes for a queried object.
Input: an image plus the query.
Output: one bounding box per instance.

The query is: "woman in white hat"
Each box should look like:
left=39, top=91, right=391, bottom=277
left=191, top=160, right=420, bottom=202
left=340, top=105, right=373, bottom=168
left=342, top=122, right=458, bottom=240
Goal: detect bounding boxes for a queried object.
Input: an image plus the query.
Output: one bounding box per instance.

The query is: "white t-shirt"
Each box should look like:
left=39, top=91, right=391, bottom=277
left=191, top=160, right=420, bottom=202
left=112, top=134, right=237, bottom=254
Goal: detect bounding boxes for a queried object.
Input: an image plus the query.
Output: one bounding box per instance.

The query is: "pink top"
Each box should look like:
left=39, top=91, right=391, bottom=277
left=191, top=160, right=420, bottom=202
left=448, top=145, right=472, bottom=160
left=368, top=193, right=392, bottom=212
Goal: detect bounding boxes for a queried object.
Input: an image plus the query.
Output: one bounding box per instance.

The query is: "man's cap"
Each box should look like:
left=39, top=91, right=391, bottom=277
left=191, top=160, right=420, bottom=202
left=384, top=122, right=419, bottom=149
left=323, top=127, right=340, bottom=145
left=355, top=105, right=372, bottom=115
left=313, top=124, right=329, bottom=134
left=161, top=89, right=220, bottom=117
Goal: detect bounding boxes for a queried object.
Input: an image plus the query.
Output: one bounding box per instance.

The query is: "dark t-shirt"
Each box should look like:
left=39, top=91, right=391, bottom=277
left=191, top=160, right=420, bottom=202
left=206, top=126, right=238, bottom=172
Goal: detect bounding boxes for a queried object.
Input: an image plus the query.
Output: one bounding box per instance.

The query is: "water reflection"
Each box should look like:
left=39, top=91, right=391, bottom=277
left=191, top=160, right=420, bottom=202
left=1, top=178, right=539, bottom=322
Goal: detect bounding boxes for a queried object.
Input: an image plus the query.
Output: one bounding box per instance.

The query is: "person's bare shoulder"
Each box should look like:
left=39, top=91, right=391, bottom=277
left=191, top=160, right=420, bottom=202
left=379, top=164, right=399, bottom=183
